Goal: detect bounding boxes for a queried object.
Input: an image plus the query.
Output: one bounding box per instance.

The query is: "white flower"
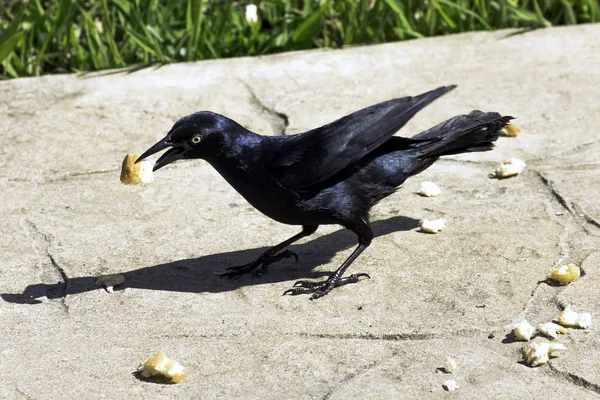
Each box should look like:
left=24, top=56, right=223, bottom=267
left=245, top=4, right=259, bottom=24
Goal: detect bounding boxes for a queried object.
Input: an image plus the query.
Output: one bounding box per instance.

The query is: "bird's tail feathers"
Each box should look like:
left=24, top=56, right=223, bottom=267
left=377, top=85, right=459, bottom=135
left=411, top=111, right=512, bottom=159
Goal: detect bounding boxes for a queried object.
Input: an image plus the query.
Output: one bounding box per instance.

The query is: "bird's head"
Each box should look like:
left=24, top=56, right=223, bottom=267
left=136, top=111, right=234, bottom=171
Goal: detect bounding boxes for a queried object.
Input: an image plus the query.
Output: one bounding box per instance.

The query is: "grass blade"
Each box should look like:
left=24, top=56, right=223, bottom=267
left=292, top=0, right=332, bottom=46
left=0, top=31, right=25, bottom=64
left=436, top=0, right=493, bottom=30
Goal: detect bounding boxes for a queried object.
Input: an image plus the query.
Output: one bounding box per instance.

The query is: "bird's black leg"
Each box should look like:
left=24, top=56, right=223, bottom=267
left=216, top=225, right=318, bottom=278
left=283, top=221, right=373, bottom=299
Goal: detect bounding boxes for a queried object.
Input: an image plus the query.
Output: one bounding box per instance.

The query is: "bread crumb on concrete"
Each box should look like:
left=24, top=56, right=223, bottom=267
left=442, top=357, right=457, bottom=374
left=537, top=322, right=567, bottom=339
left=443, top=380, right=458, bottom=391
left=514, top=320, right=535, bottom=341
left=489, top=158, right=526, bottom=179
left=94, top=274, right=125, bottom=293
left=550, top=263, right=580, bottom=285
left=419, top=218, right=446, bottom=233
left=137, top=351, right=185, bottom=383
left=417, top=181, right=441, bottom=197
left=522, top=342, right=566, bottom=367
left=556, top=306, right=592, bottom=329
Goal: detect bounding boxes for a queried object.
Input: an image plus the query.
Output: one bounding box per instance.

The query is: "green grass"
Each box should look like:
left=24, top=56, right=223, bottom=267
left=1, top=0, right=598, bottom=79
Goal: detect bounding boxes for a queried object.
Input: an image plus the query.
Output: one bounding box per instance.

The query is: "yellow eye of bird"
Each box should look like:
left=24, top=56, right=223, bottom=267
left=191, top=135, right=202, bottom=144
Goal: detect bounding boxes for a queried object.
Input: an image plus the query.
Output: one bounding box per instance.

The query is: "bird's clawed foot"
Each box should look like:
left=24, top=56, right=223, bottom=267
left=282, top=273, right=370, bottom=300
left=215, top=250, right=298, bottom=278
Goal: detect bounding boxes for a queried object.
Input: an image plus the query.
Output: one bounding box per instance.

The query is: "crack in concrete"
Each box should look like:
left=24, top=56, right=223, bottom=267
left=519, top=279, right=563, bottom=323
left=22, top=219, right=69, bottom=313
left=550, top=203, right=572, bottom=269
left=7, top=169, right=118, bottom=184
left=547, top=363, right=600, bottom=395
left=239, top=79, right=289, bottom=136
left=534, top=163, right=600, bottom=171
left=46, top=169, right=119, bottom=183
left=536, top=170, right=600, bottom=234
left=536, top=171, right=575, bottom=215
left=529, top=139, right=599, bottom=163
left=515, top=172, right=576, bottom=322
left=300, top=332, right=435, bottom=341
left=155, top=327, right=507, bottom=343
left=296, top=326, right=509, bottom=342
left=48, top=253, right=70, bottom=295
left=14, top=386, right=34, bottom=400
left=321, top=354, right=391, bottom=400
left=572, top=203, right=600, bottom=230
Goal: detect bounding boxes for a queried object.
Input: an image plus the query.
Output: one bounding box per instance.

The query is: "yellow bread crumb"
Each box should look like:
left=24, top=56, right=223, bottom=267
left=556, top=306, right=592, bottom=329
left=550, top=264, right=580, bottom=285
left=523, top=342, right=566, bottom=367
left=537, top=322, right=566, bottom=339
left=120, top=153, right=154, bottom=184
left=138, top=351, right=185, bottom=383
left=499, top=123, right=521, bottom=137
left=514, top=320, right=535, bottom=341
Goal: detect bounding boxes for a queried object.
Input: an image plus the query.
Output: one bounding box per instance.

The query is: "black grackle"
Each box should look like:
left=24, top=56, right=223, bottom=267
left=137, top=85, right=512, bottom=299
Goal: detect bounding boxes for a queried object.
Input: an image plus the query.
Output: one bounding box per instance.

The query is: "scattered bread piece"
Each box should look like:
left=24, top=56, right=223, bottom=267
left=499, top=123, right=521, bottom=137
left=556, top=306, right=592, bottom=329
left=417, top=181, right=441, bottom=197
left=94, top=274, right=125, bottom=293
left=137, top=351, right=185, bottom=383
left=490, top=158, right=526, bottom=179
left=523, top=342, right=566, bottom=367
left=537, top=322, right=567, bottom=339
left=514, top=321, right=535, bottom=341
left=120, top=153, right=155, bottom=184
left=35, top=296, right=49, bottom=303
left=550, top=264, right=580, bottom=285
left=419, top=218, right=446, bottom=233
left=442, top=357, right=458, bottom=374
left=443, top=380, right=458, bottom=391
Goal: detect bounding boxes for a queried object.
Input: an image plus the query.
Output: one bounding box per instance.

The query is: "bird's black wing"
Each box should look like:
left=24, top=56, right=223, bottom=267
left=266, top=85, right=456, bottom=191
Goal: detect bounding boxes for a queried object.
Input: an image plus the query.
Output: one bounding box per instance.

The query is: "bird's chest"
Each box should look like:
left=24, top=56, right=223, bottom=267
left=208, top=158, right=301, bottom=224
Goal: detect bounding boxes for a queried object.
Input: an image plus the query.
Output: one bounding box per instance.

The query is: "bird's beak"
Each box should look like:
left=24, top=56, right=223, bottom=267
left=136, top=138, right=185, bottom=171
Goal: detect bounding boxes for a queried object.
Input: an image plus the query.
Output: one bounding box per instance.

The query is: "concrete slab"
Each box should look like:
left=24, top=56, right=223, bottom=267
left=1, top=24, right=599, bottom=398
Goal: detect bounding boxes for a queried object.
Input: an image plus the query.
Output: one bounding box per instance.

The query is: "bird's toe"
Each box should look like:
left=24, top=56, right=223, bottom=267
left=272, top=250, right=299, bottom=263
left=341, top=273, right=371, bottom=284
left=292, top=280, right=320, bottom=288
left=283, top=272, right=370, bottom=299
left=282, top=287, right=305, bottom=296
left=310, top=290, right=328, bottom=300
